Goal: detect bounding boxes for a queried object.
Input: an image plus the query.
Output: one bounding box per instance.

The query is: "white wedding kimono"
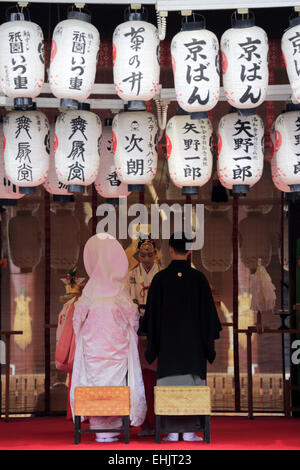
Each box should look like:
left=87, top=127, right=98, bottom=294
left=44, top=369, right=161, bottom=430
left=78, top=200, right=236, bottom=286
left=70, top=235, right=147, bottom=436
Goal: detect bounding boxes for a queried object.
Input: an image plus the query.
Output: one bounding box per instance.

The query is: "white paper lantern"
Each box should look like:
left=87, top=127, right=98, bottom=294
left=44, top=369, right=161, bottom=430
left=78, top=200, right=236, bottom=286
left=282, top=17, right=300, bottom=103
left=201, top=212, right=232, bottom=272
left=113, top=111, right=158, bottom=191
left=43, top=124, right=73, bottom=201
left=217, top=112, right=264, bottom=195
left=49, top=11, right=100, bottom=102
left=270, top=121, right=291, bottom=193
left=0, top=124, right=23, bottom=203
left=273, top=108, right=300, bottom=192
left=94, top=121, right=130, bottom=201
left=55, top=109, right=101, bottom=192
left=171, top=20, right=220, bottom=115
left=0, top=12, right=45, bottom=99
left=221, top=14, right=268, bottom=111
left=3, top=110, right=50, bottom=193
left=113, top=14, right=160, bottom=103
left=166, top=113, right=213, bottom=195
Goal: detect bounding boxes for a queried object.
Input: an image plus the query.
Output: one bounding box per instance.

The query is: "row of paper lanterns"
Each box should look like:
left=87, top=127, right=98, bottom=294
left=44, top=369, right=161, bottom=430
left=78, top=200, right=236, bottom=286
left=1, top=104, right=300, bottom=201
left=0, top=8, right=299, bottom=113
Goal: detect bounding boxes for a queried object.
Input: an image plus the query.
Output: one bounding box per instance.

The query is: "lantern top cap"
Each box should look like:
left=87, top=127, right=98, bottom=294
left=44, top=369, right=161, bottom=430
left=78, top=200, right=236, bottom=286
left=78, top=102, right=90, bottom=111
left=181, top=20, right=206, bottom=31
left=126, top=100, right=146, bottom=112
left=105, top=118, right=113, bottom=126
left=9, top=12, right=25, bottom=21
left=285, top=103, right=300, bottom=112
left=231, top=11, right=255, bottom=28
left=13, top=97, right=34, bottom=111
left=288, top=15, right=300, bottom=28
left=60, top=98, right=79, bottom=110
left=67, top=10, right=91, bottom=23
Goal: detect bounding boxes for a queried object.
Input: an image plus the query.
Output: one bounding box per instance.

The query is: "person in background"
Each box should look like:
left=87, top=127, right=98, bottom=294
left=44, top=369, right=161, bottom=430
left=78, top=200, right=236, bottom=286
left=127, top=237, right=162, bottom=436
left=142, top=233, right=222, bottom=442
left=70, top=234, right=146, bottom=443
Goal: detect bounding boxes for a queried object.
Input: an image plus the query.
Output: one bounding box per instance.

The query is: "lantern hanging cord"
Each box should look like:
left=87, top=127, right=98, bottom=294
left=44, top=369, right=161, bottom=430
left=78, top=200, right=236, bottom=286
left=155, top=98, right=168, bottom=142
left=156, top=10, right=167, bottom=41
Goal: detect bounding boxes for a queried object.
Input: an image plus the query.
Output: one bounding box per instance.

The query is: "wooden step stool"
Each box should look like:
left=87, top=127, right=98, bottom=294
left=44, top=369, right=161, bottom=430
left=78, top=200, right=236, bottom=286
left=74, top=386, right=130, bottom=444
left=154, top=386, right=211, bottom=444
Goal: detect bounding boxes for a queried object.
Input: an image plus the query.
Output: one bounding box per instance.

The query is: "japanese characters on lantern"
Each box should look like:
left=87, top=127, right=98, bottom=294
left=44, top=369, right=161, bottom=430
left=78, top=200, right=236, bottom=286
left=3, top=110, right=50, bottom=193
left=282, top=16, right=300, bottom=103
left=166, top=114, right=213, bottom=195
left=113, top=14, right=160, bottom=104
left=273, top=109, right=300, bottom=192
left=0, top=13, right=45, bottom=99
left=94, top=122, right=130, bottom=200
left=55, top=109, right=102, bottom=192
left=217, top=112, right=264, bottom=194
left=49, top=11, right=100, bottom=102
left=171, top=20, right=220, bottom=115
left=0, top=125, right=23, bottom=203
left=113, top=111, right=158, bottom=191
left=221, top=14, right=268, bottom=112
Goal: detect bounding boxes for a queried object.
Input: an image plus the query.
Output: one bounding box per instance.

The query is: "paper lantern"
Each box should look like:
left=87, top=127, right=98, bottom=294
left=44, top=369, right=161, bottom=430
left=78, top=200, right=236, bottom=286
left=55, top=108, right=101, bottom=193
left=201, top=212, right=232, bottom=272
left=94, top=120, right=130, bottom=202
left=3, top=110, right=50, bottom=194
left=217, top=112, right=264, bottom=195
left=270, top=121, right=291, bottom=193
left=113, top=111, right=158, bottom=191
left=273, top=108, right=300, bottom=192
left=0, top=124, right=23, bottom=204
left=9, top=209, right=41, bottom=271
left=50, top=208, right=80, bottom=270
left=239, top=212, right=272, bottom=273
left=171, top=19, right=220, bottom=115
left=166, top=113, right=213, bottom=195
left=113, top=12, right=160, bottom=105
left=0, top=12, right=44, bottom=99
left=43, top=124, right=74, bottom=202
left=221, top=14, right=268, bottom=113
left=282, top=16, right=300, bottom=103
left=49, top=10, right=100, bottom=102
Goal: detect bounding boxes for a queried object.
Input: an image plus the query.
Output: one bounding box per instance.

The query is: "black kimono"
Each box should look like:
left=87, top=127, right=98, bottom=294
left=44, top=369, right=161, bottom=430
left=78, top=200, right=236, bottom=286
left=141, top=259, right=222, bottom=380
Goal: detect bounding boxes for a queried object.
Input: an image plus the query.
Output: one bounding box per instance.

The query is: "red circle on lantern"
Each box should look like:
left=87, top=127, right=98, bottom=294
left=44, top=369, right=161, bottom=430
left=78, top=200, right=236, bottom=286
left=166, top=135, right=172, bottom=159
left=3, top=136, right=6, bottom=151
left=217, top=134, right=222, bottom=155
left=113, top=44, right=117, bottom=66
left=275, top=130, right=282, bottom=152
left=54, top=134, right=58, bottom=153
left=171, top=55, right=176, bottom=75
left=50, top=40, right=57, bottom=64
left=221, top=51, right=228, bottom=75
left=112, top=131, right=117, bottom=154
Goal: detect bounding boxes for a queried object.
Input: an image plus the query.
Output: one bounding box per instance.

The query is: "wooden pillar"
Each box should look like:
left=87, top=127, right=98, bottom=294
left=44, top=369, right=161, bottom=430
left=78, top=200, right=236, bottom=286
left=232, top=196, right=241, bottom=411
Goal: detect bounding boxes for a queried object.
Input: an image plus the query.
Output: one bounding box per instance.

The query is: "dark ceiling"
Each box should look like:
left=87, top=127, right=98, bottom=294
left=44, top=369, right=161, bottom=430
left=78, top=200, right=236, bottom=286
left=0, top=2, right=296, bottom=42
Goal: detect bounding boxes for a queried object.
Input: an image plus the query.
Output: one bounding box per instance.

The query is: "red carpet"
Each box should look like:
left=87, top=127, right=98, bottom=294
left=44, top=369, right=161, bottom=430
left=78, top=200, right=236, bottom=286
left=0, top=416, right=299, bottom=450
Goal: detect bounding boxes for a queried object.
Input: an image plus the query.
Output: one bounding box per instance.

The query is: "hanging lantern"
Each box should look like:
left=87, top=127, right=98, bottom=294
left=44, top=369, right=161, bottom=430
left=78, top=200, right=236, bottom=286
left=43, top=123, right=74, bottom=202
left=270, top=121, right=290, bottom=193
left=113, top=110, right=158, bottom=192
left=221, top=11, right=268, bottom=114
left=201, top=212, right=232, bottom=272
left=94, top=119, right=130, bottom=204
left=282, top=16, right=300, bottom=103
left=113, top=10, right=160, bottom=108
left=171, top=17, right=220, bottom=116
left=49, top=10, right=100, bottom=103
left=9, top=209, right=41, bottom=272
left=239, top=212, right=272, bottom=273
left=0, top=123, right=23, bottom=205
left=50, top=208, right=80, bottom=270
left=55, top=105, right=102, bottom=193
left=3, top=109, right=50, bottom=194
left=217, top=111, right=264, bottom=195
left=273, top=105, right=300, bottom=193
left=166, top=112, right=213, bottom=195
left=0, top=11, right=45, bottom=100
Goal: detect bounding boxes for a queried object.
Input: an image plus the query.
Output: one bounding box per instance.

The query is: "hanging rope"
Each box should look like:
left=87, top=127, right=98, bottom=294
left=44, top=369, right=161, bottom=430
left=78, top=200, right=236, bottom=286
left=156, top=10, right=167, bottom=41
left=154, top=98, right=169, bottom=142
